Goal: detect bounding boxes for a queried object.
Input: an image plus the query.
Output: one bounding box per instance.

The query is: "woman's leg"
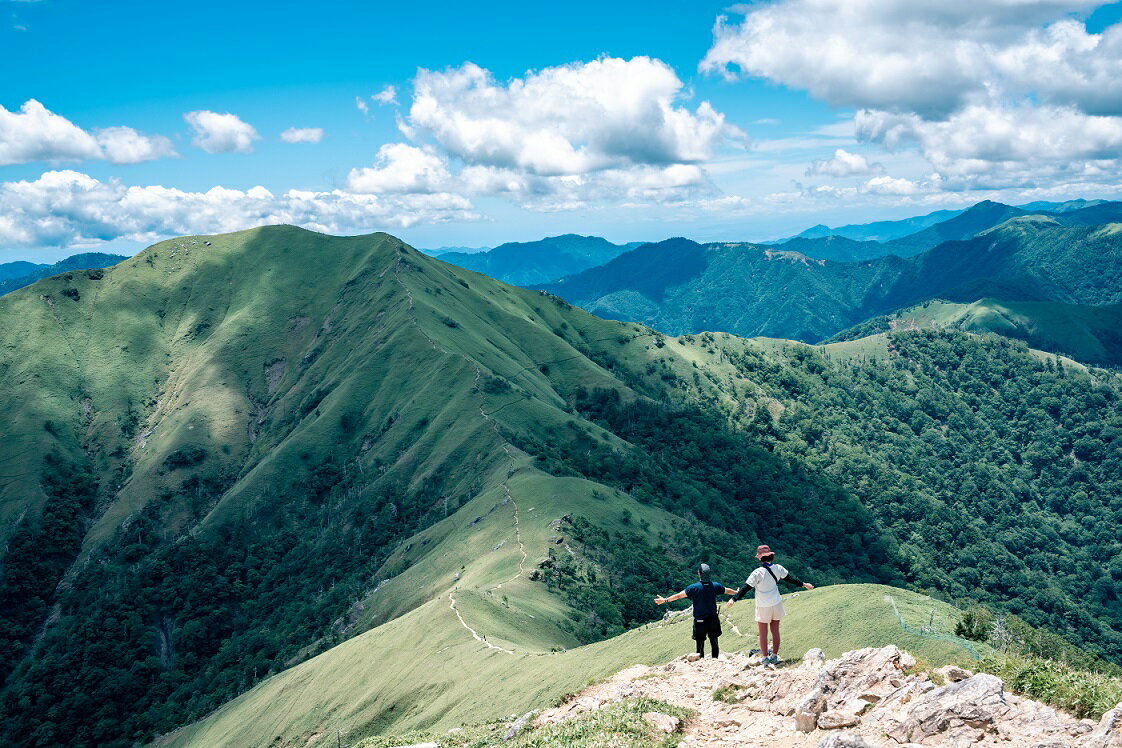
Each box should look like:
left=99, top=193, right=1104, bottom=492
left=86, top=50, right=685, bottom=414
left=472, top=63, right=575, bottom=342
left=770, top=620, right=781, bottom=658
left=757, top=621, right=768, bottom=656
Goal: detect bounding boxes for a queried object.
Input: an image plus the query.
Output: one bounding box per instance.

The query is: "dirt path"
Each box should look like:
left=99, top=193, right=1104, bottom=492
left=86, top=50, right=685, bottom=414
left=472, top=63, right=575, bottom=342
left=447, top=592, right=516, bottom=655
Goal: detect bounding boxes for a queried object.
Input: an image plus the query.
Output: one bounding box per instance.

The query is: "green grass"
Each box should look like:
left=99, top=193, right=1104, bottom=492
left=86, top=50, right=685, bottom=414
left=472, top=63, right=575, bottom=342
left=354, top=697, right=693, bottom=748
left=979, top=652, right=1122, bottom=720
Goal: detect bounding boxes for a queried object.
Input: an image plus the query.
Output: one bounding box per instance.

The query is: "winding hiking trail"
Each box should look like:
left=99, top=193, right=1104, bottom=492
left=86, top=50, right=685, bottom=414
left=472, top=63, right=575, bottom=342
left=488, top=445, right=527, bottom=591
left=447, top=592, right=516, bottom=655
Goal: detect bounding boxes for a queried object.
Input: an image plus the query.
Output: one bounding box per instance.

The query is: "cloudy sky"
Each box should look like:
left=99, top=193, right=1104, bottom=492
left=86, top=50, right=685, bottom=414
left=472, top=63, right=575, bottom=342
left=3, top=0, right=1122, bottom=261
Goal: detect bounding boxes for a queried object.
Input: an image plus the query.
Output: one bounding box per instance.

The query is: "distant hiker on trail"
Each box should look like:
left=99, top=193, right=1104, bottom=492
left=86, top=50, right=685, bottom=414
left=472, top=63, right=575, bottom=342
left=726, top=544, right=814, bottom=665
left=654, top=564, right=738, bottom=659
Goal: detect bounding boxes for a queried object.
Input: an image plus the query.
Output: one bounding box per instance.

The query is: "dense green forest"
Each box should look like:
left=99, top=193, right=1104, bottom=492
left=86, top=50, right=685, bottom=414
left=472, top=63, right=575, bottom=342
left=717, top=332, right=1122, bottom=660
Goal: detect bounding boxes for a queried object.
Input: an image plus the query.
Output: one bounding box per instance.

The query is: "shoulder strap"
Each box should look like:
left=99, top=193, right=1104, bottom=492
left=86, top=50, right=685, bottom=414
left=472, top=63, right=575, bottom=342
left=763, top=564, right=779, bottom=584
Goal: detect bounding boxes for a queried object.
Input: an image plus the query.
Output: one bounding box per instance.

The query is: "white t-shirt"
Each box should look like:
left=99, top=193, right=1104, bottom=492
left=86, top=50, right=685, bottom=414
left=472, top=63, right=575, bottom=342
left=745, top=563, right=788, bottom=607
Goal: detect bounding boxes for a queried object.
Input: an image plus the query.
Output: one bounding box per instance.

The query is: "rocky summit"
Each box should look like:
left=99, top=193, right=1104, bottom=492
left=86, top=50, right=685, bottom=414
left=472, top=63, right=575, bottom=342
left=538, top=646, right=1122, bottom=747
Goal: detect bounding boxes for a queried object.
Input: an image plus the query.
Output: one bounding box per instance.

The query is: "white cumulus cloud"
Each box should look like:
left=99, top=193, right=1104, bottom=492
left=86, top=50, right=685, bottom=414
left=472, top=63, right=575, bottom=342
left=806, top=149, right=884, bottom=177
left=700, top=0, right=1110, bottom=117
left=347, top=143, right=453, bottom=194
left=703, top=0, right=1122, bottom=192
left=279, top=127, right=324, bottom=144
left=372, top=85, right=398, bottom=105
left=0, top=170, right=478, bottom=248
left=405, top=57, right=743, bottom=176
left=184, top=110, right=260, bottom=154
left=857, top=104, right=1122, bottom=187
left=0, top=99, right=176, bottom=165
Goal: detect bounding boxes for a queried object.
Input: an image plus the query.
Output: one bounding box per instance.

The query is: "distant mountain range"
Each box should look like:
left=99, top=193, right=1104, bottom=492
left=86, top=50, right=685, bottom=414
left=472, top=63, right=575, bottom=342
left=0, top=252, right=128, bottom=295
left=769, top=199, right=1122, bottom=262
left=774, top=206, right=966, bottom=243
left=431, top=234, right=644, bottom=285
left=540, top=209, right=1122, bottom=343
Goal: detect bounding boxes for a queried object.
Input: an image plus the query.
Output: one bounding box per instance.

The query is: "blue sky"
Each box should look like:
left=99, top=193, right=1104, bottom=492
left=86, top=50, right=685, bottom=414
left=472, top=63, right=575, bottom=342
left=3, top=0, right=1122, bottom=261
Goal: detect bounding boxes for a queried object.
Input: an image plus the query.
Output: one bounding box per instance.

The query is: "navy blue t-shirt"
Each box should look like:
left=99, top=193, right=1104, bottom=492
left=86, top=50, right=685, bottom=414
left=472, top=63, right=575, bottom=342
left=684, top=581, right=726, bottom=618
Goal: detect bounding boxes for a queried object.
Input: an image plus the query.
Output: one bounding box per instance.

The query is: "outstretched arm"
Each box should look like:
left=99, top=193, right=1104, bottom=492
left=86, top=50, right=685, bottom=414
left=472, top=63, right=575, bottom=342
left=726, top=583, right=752, bottom=607
left=654, top=591, right=688, bottom=605
left=783, top=574, right=814, bottom=590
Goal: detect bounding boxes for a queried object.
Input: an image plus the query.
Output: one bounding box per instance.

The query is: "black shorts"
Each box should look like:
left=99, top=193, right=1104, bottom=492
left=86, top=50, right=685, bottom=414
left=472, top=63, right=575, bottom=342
left=692, top=615, right=722, bottom=640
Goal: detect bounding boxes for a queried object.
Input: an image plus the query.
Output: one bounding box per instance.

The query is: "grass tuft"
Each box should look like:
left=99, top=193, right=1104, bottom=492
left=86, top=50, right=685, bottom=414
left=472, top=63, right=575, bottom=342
left=979, top=652, right=1122, bottom=720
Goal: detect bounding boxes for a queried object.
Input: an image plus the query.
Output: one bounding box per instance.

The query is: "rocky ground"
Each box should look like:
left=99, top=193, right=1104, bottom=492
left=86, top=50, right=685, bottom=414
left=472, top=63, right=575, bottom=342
left=536, top=646, right=1122, bottom=747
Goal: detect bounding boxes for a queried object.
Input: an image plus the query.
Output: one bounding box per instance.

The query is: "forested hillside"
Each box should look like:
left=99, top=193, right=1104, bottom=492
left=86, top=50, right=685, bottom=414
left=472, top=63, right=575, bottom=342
left=828, top=298, right=1122, bottom=367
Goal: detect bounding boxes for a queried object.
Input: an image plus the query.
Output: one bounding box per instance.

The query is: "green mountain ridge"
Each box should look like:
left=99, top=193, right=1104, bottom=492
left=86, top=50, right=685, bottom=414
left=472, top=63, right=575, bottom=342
left=827, top=298, right=1122, bottom=368
left=2, top=226, right=1121, bottom=747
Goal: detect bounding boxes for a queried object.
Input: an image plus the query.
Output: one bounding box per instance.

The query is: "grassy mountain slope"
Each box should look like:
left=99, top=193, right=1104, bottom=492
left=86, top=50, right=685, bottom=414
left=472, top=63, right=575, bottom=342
left=3, top=226, right=1121, bottom=747
left=827, top=298, right=1122, bottom=367
left=435, top=234, right=640, bottom=286
left=0, top=252, right=127, bottom=295
left=540, top=217, right=1122, bottom=343
left=158, top=584, right=978, bottom=748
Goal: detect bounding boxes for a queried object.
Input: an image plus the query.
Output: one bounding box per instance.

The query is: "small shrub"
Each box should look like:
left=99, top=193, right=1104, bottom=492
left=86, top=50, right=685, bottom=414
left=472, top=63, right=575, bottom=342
left=712, top=684, right=742, bottom=703
left=481, top=376, right=513, bottom=395
left=163, top=445, right=207, bottom=470
left=441, top=316, right=459, bottom=328
left=61, top=287, right=80, bottom=301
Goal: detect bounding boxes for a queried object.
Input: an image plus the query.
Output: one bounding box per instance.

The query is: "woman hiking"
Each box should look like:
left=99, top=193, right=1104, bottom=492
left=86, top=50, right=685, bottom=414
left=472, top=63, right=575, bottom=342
left=654, top=564, right=738, bottom=659
left=726, top=544, right=814, bottom=665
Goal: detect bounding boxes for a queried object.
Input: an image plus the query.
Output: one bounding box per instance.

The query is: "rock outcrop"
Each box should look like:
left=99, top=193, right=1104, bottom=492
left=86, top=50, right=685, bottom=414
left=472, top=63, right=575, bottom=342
left=536, top=646, right=1122, bottom=747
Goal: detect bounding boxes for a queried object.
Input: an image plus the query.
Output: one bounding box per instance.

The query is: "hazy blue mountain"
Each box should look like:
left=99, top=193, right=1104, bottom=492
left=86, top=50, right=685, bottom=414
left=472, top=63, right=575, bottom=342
left=775, top=207, right=966, bottom=243
left=419, top=245, right=489, bottom=257
left=436, top=234, right=643, bottom=285
left=0, top=260, right=46, bottom=282
left=0, top=252, right=129, bottom=296
left=1019, top=198, right=1106, bottom=213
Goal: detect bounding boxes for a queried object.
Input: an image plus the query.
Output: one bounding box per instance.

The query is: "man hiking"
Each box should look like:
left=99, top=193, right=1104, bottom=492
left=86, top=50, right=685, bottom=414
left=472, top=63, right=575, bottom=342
left=726, top=544, right=814, bottom=665
left=654, top=564, right=738, bottom=659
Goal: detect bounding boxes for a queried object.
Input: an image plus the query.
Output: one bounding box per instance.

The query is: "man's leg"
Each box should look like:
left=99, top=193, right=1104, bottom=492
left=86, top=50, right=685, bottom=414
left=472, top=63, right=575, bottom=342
left=770, top=620, right=781, bottom=659
left=757, top=621, right=768, bottom=657
left=696, top=637, right=705, bottom=657
left=709, top=632, right=720, bottom=658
